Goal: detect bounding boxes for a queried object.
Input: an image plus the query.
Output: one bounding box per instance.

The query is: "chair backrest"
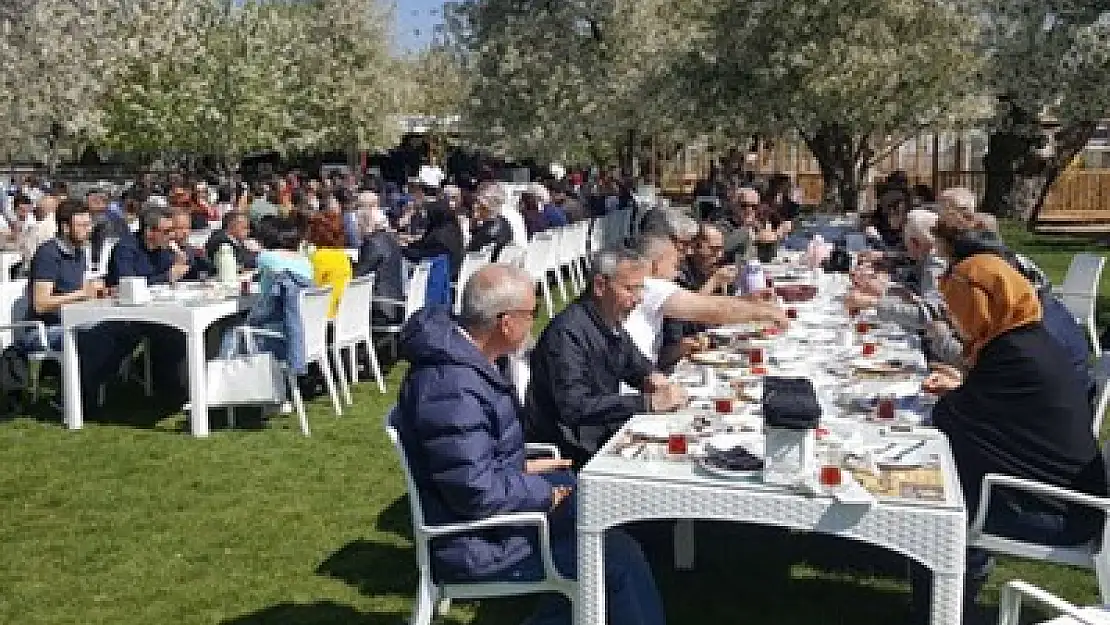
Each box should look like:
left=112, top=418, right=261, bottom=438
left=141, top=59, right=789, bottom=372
left=454, top=252, right=488, bottom=315
left=406, top=262, right=432, bottom=321
left=0, top=279, right=28, bottom=349
left=1093, top=352, right=1110, bottom=436
left=298, top=286, right=333, bottom=361
left=498, top=245, right=526, bottom=268
left=523, top=234, right=553, bottom=280
left=506, top=352, right=531, bottom=407
left=1060, top=253, right=1106, bottom=296
left=384, top=407, right=435, bottom=570
left=333, top=275, right=374, bottom=345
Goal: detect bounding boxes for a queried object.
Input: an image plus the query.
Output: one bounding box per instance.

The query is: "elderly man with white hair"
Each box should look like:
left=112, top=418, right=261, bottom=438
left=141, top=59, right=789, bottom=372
left=845, top=210, right=959, bottom=352
left=353, top=206, right=404, bottom=326
left=467, top=188, right=513, bottom=260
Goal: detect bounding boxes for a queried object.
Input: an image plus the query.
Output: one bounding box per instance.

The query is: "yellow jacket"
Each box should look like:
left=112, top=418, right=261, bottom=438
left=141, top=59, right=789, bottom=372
left=310, top=247, right=352, bottom=318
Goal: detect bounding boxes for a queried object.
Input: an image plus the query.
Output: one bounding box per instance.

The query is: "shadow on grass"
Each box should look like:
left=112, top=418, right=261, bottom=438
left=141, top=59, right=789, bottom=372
left=317, top=540, right=418, bottom=597
left=374, top=495, right=414, bottom=539
left=218, top=601, right=406, bottom=625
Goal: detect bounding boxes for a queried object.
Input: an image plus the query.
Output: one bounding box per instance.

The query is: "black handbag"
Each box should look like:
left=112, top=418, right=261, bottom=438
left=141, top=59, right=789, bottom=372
left=762, top=377, right=821, bottom=430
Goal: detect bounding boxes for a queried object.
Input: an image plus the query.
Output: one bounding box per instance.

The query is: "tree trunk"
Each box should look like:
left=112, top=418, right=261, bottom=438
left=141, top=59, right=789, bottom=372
left=982, top=102, right=1097, bottom=226
left=805, top=124, right=869, bottom=213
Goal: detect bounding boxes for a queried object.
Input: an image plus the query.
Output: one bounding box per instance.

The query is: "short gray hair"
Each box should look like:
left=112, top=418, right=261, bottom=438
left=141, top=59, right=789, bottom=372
left=633, top=234, right=676, bottom=261
left=588, top=247, right=646, bottom=282
left=939, top=187, right=977, bottom=212
left=459, top=264, right=534, bottom=331
left=670, top=213, right=698, bottom=239
left=903, top=209, right=938, bottom=243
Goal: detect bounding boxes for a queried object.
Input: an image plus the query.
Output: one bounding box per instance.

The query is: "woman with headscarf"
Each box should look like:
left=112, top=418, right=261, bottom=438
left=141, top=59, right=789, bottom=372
left=403, top=201, right=464, bottom=280
left=913, top=253, right=1105, bottom=624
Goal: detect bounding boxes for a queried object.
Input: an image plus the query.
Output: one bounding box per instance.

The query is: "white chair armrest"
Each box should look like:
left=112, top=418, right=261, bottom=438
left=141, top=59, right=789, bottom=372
left=998, top=579, right=1106, bottom=625
left=421, top=511, right=566, bottom=582
left=374, top=297, right=406, bottom=309
left=526, top=443, right=562, bottom=460
left=971, top=473, right=1110, bottom=538
left=229, top=326, right=286, bottom=355
left=0, top=320, right=48, bottom=352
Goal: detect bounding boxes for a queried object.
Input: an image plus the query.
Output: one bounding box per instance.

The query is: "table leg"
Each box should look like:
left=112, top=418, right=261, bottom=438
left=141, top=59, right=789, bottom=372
left=575, top=529, right=606, bottom=625
left=187, top=328, right=210, bottom=438
left=673, top=519, right=697, bottom=570
left=62, top=325, right=82, bottom=429
left=932, top=571, right=964, bottom=625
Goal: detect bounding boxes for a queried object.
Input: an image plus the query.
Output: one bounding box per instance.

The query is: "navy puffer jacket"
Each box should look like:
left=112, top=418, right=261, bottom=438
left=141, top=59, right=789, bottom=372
left=395, top=307, right=552, bottom=581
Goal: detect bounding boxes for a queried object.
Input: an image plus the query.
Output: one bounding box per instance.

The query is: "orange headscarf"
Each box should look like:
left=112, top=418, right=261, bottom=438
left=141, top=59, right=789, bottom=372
left=939, top=254, right=1042, bottom=365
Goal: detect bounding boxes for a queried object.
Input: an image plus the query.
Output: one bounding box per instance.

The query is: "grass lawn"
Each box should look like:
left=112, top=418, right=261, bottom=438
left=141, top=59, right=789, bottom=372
left=1, top=224, right=1106, bottom=625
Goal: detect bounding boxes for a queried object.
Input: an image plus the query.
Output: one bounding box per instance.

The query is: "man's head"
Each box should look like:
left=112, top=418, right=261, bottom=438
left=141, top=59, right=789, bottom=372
left=138, top=207, right=173, bottom=250
left=458, top=264, right=537, bottom=358
left=691, top=223, right=725, bottom=271
left=902, top=209, right=939, bottom=261
left=85, top=190, right=108, bottom=214
left=731, top=187, right=761, bottom=224
left=56, top=199, right=93, bottom=247
left=589, top=248, right=648, bottom=323
left=939, top=187, right=977, bottom=213
left=222, top=211, right=250, bottom=242
left=35, top=195, right=59, bottom=221
left=12, top=195, right=33, bottom=220
left=170, top=209, right=192, bottom=247
left=635, top=234, right=681, bottom=281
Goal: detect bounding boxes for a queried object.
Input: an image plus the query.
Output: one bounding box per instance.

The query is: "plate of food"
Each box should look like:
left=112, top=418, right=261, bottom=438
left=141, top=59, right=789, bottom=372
left=689, top=351, right=745, bottom=366
left=626, top=419, right=671, bottom=441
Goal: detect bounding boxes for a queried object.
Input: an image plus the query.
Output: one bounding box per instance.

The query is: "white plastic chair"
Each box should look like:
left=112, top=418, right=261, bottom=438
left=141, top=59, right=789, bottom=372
left=331, top=275, right=385, bottom=401
left=227, top=286, right=342, bottom=434
left=384, top=407, right=575, bottom=625
left=522, top=235, right=555, bottom=318
left=497, top=245, right=526, bottom=268
left=453, top=252, right=489, bottom=315
left=969, top=470, right=1110, bottom=602
left=373, top=261, right=431, bottom=359
left=1093, top=352, right=1110, bottom=435
left=998, top=579, right=1110, bottom=625
left=1056, top=253, right=1106, bottom=353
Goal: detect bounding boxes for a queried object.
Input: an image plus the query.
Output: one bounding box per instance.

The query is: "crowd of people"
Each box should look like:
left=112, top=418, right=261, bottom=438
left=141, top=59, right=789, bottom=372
left=393, top=175, right=1106, bottom=625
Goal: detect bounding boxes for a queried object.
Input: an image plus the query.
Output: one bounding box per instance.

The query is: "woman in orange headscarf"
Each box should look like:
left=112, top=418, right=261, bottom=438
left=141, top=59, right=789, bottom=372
left=914, top=253, right=1105, bottom=623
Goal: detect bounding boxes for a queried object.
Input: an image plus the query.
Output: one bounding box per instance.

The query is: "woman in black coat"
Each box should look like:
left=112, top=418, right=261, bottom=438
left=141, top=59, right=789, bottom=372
left=403, top=203, right=464, bottom=280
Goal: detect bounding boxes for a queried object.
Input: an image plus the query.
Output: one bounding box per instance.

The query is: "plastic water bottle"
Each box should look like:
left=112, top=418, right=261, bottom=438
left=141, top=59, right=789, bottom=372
left=736, top=260, right=765, bottom=296
left=217, top=243, right=237, bottom=286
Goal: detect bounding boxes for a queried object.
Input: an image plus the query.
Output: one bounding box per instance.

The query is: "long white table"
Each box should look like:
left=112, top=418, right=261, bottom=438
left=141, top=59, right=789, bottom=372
left=61, top=293, right=254, bottom=437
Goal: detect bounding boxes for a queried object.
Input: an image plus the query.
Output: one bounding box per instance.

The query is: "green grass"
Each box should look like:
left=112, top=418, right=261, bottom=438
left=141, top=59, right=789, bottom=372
left=1, top=228, right=1107, bottom=625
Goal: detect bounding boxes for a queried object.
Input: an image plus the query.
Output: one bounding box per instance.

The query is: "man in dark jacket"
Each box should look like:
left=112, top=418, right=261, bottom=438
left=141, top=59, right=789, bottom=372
left=396, top=265, right=665, bottom=625
left=204, top=211, right=257, bottom=270
left=352, top=211, right=404, bottom=325
left=105, top=207, right=189, bottom=287
left=526, top=248, right=688, bottom=466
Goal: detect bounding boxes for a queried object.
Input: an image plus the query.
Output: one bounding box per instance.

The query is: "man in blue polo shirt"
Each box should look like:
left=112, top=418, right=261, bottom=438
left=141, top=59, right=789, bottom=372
left=26, top=199, right=137, bottom=411
left=105, top=206, right=189, bottom=287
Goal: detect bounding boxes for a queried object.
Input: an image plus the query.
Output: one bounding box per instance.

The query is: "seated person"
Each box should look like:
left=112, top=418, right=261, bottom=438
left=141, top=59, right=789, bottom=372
left=466, top=190, right=512, bottom=261
left=25, top=200, right=138, bottom=409
left=914, top=253, right=1105, bottom=623
left=205, top=211, right=258, bottom=270
left=625, top=234, right=787, bottom=365
left=404, top=203, right=464, bottom=280
left=396, top=265, right=665, bottom=625
left=169, top=209, right=214, bottom=281
left=353, top=209, right=404, bottom=326
left=105, top=206, right=189, bottom=287
left=254, top=216, right=313, bottom=293
left=526, top=248, right=689, bottom=466
left=305, top=212, right=352, bottom=319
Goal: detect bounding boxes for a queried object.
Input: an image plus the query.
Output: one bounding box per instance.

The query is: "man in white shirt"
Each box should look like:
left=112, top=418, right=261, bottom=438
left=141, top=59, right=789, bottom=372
left=624, top=233, right=788, bottom=362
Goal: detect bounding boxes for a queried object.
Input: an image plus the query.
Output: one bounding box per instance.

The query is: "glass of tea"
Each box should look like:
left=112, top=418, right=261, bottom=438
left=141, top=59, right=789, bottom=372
left=786, top=307, right=798, bottom=320
left=747, top=347, right=765, bottom=365
left=876, top=395, right=896, bottom=420
left=714, top=397, right=734, bottom=414
left=667, top=417, right=688, bottom=455
left=819, top=444, right=845, bottom=487
left=861, top=341, right=877, bottom=357
left=855, top=319, right=871, bottom=334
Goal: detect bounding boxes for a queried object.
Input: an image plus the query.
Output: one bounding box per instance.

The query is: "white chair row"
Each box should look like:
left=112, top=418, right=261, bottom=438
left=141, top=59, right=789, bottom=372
left=1056, top=253, right=1106, bottom=354
left=997, top=579, right=1108, bottom=625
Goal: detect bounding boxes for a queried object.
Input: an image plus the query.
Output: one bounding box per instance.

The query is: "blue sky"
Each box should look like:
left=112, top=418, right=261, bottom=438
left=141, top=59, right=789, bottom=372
left=394, top=0, right=446, bottom=52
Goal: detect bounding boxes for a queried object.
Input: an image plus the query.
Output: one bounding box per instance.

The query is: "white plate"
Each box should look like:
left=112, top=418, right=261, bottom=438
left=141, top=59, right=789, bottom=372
left=626, top=420, right=670, bottom=440
left=831, top=476, right=878, bottom=506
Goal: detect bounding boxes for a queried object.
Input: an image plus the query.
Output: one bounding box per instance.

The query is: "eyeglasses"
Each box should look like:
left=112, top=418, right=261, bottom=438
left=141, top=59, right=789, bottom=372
left=498, top=304, right=539, bottom=319
left=739, top=203, right=760, bottom=208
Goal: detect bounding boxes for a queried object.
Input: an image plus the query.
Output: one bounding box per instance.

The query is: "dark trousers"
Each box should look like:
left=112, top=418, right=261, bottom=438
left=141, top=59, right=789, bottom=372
left=485, top=470, right=667, bottom=625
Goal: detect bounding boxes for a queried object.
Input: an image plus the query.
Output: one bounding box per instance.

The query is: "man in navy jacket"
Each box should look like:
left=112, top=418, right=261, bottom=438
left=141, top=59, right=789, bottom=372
left=105, top=206, right=189, bottom=287
left=395, top=264, right=665, bottom=625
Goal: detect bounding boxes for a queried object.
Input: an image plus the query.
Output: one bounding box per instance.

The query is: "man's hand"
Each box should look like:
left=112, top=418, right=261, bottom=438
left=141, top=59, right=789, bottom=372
left=642, top=372, right=670, bottom=393
left=922, top=364, right=962, bottom=395
left=678, top=336, right=706, bottom=358
left=709, top=265, right=738, bottom=291
left=844, top=289, right=878, bottom=316
left=749, top=300, right=789, bottom=328
left=82, top=278, right=106, bottom=299
left=649, top=383, right=688, bottom=412
left=170, top=263, right=190, bottom=282
left=526, top=457, right=573, bottom=474
left=550, top=485, right=573, bottom=511
left=244, top=239, right=262, bottom=253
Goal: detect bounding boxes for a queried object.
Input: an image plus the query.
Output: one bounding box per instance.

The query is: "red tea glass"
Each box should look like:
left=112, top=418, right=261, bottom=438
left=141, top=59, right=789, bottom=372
left=855, top=320, right=871, bottom=334
left=862, top=341, right=877, bottom=357
left=819, top=465, right=843, bottom=487
left=877, top=396, right=896, bottom=420
left=748, top=347, right=765, bottom=365
left=714, top=397, right=733, bottom=414
left=667, top=432, right=688, bottom=455
left=786, top=307, right=798, bottom=320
